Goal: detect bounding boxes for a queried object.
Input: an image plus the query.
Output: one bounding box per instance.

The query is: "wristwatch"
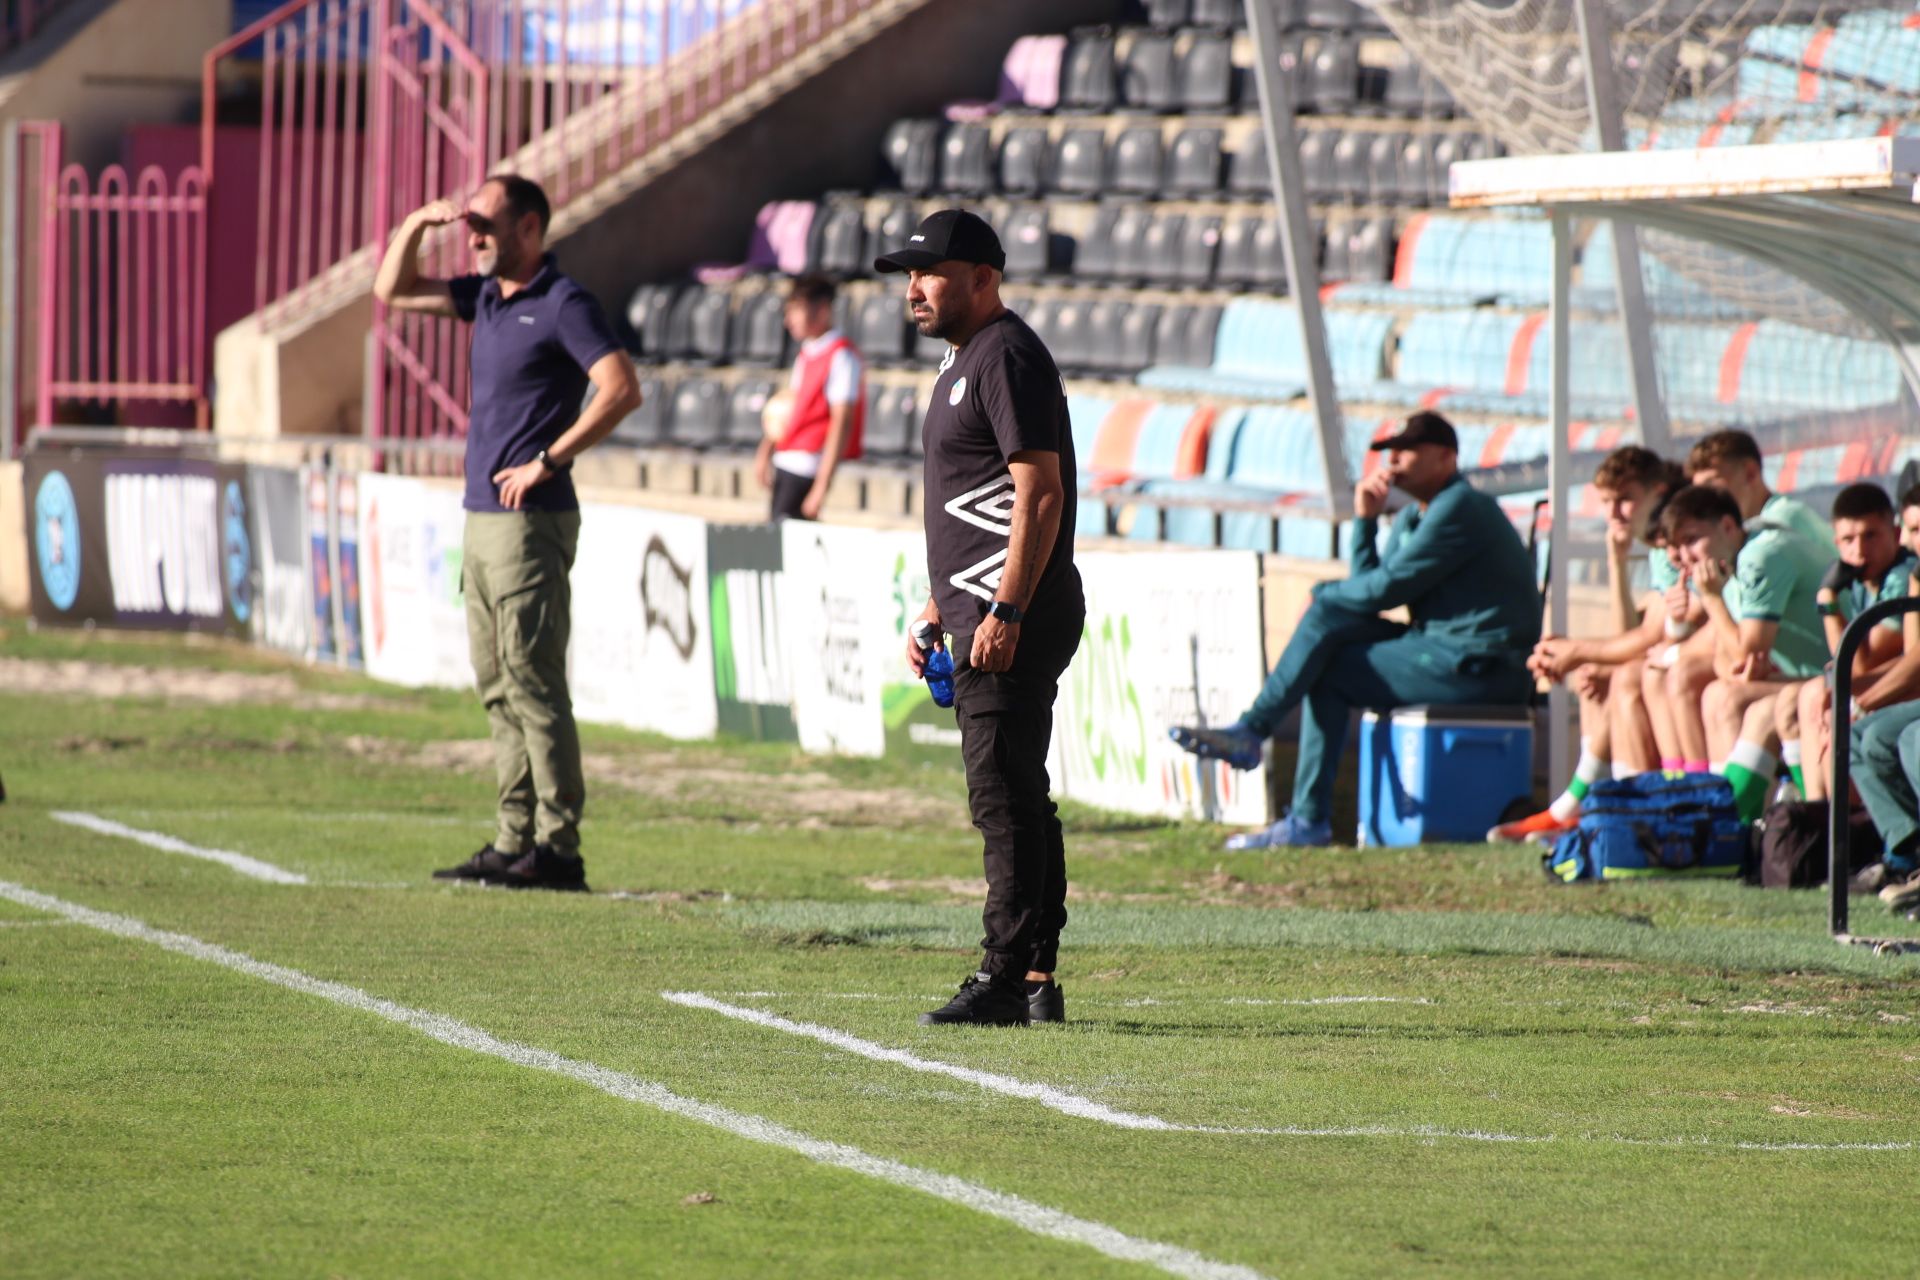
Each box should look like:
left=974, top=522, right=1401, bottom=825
left=987, top=600, right=1025, bottom=624
left=536, top=448, right=571, bottom=473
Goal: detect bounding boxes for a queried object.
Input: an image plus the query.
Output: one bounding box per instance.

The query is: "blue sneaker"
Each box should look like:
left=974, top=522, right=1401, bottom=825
left=1169, top=722, right=1263, bottom=771
left=1225, top=811, right=1333, bottom=850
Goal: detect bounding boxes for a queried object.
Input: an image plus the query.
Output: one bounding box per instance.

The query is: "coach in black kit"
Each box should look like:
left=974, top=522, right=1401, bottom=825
left=878, top=210, right=1085, bottom=1028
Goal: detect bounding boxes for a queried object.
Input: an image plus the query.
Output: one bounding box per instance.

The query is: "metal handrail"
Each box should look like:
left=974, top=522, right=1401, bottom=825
left=1828, top=594, right=1920, bottom=938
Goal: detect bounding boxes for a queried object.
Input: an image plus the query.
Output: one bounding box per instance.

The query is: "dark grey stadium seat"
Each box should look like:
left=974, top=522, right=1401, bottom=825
left=1121, top=30, right=1179, bottom=112
left=725, top=378, right=778, bottom=447
left=881, top=119, right=940, bottom=193
left=1383, top=59, right=1454, bottom=117
left=1305, top=34, right=1359, bottom=114
left=1215, top=215, right=1256, bottom=289
left=998, top=127, right=1050, bottom=196
left=913, top=324, right=946, bottom=367
left=1177, top=31, right=1234, bottom=111
left=1071, top=205, right=1120, bottom=279
left=1230, top=137, right=1275, bottom=197
left=810, top=199, right=867, bottom=277
left=1366, top=130, right=1409, bottom=206
left=1330, top=129, right=1368, bottom=202
left=688, top=288, right=732, bottom=364
left=612, top=372, right=669, bottom=444
left=1117, top=302, right=1160, bottom=373
left=1001, top=203, right=1052, bottom=279
left=1021, top=297, right=1061, bottom=354
left=1084, top=299, right=1130, bottom=374
left=1108, top=202, right=1157, bottom=283
left=1139, top=212, right=1185, bottom=288
left=1061, top=29, right=1118, bottom=111
left=939, top=122, right=994, bottom=196
left=667, top=378, right=726, bottom=447
left=855, top=295, right=912, bottom=366
left=1427, top=132, right=1465, bottom=203
left=866, top=198, right=918, bottom=269
left=626, top=284, right=679, bottom=362
left=1145, top=0, right=1190, bottom=26
left=1183, top=303, right=1224, bottom=366
left=732, top=291, right=788, bottom=368
left=1050, top=129, right=1108, bottom=196
left=1346, top=217, right=1394, bottom=283
left=1109, top=126, right=1164, bottom=197
left=1176, top=214, right=1221, bottom=287
left=1322, top=218, right=1352, bottom=282
left=1394, top=133, right=1441, bottom=205
left=1249, top=215, right=1286, bottom=290
left=1164, top=126, right=1224, bottom=197
left=1304, top=0, right=1369, bottom=29
left=1190, top=0, right=1243, bottom=28
left=863, top=381, right=918, bottom=458
left=1049, top=300, right=1094, bottom=374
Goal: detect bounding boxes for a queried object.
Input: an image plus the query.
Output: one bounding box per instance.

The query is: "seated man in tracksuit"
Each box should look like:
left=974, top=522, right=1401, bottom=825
left=1170, top=411, right=1541, bottom=848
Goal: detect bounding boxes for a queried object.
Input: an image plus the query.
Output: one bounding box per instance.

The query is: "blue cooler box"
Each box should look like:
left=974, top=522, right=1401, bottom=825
left=1357, top=705, right=1534, bottom=847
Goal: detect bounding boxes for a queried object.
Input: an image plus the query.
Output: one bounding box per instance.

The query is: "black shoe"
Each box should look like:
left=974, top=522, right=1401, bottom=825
left=432, top=845, right=520, bottom=883
left=1028, top=980, right=1065, bottom=1025
left=500, top=844, right=590, bottom=893
left=919, top=972, right=1030, bottom=1027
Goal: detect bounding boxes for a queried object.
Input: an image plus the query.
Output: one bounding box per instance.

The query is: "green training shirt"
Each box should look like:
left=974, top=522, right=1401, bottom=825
left=1723, top=520, right=1833, bottom=678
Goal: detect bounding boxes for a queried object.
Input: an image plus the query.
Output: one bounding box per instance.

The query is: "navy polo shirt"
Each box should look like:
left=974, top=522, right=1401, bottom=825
left=449, top=255, right=622, bottom=514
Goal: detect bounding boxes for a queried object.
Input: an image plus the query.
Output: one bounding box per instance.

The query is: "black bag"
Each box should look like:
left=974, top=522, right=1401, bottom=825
left=1751, top=799, right=1882, bottom=888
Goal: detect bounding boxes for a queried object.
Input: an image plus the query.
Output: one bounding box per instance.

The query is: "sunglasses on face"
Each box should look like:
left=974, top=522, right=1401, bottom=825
left=463, top=213, right=499, bottom=237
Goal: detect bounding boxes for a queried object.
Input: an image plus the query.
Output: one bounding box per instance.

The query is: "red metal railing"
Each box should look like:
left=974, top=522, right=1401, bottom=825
left=23, top=122, right=210, bottom=428
left=1, top=0, right=74, bottom=56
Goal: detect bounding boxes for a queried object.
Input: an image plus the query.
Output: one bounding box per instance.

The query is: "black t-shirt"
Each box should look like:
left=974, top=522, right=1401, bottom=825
left=921, top=309, right=1081, bottom=635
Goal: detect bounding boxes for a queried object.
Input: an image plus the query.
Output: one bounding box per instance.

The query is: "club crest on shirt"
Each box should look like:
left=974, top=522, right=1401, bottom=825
left=948, top=377, right=968, bottom=406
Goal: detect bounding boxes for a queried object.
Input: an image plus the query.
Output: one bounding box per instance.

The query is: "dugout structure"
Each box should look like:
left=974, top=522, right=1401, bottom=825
left=1454, top=134, right=1920, bottom=943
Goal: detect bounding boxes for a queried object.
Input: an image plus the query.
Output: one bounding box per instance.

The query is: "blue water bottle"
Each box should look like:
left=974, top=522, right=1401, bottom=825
left=911, top=620, right=955, bottom=708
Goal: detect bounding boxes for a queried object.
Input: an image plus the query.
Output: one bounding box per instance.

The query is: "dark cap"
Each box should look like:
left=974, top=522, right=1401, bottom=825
left=1370, top=409, right=1458, bottom=452
left=873, top=209, right=1006, bottom=274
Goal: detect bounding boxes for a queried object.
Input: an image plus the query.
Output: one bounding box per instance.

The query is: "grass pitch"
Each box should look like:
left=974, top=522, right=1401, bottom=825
left=3, top=623, right=1918, bottom=1278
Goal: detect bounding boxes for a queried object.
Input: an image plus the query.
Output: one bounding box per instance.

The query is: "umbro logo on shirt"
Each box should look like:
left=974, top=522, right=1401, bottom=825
left=950, top=549, right=1007, bottom=602
left=944, top=475, right=1016, bottom=535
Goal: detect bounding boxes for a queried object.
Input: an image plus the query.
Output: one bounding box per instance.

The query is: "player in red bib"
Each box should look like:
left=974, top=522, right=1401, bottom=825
left=755, top=273, right=865, bottom=521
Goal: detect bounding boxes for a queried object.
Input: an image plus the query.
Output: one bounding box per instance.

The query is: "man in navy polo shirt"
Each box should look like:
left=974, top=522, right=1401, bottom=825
left=374, top=174, right=640, bottom=891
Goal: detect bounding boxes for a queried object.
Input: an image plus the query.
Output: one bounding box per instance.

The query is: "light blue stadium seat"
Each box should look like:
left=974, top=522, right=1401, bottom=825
left=1137, top=300, right=1391, bottom=399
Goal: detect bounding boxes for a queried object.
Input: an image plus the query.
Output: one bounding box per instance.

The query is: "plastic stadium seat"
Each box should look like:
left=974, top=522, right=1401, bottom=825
left=1021, top=297, right=1062, bottom=353
left=998, top=127, right=1050, bottom=196
left=862, top=381, right=919, bottom=458
left=725, top=378, right=779, bottom=447
left=1230, top=137, right=1275, bottom=196
left=1118, top=303, right=1161, bottom=373
left=1121, top=30, right=1179, bottom=112
left=1322, top=219, right=1352, bottom=282
left=939, top=122, right=993, bottom=195
left=1050, top=300, right=1094, bottom=373
left=1109, top=126, right=1165, bottom=196
left=612, top=372, right=669, bottom=444
left=1001, top=204, right=1052, bottom=279
left=1108, top=203, right=1157, bottom=283
left=1248, top=216, right=1287, bottom=290
left=1346, top=217, right=1394, bottom=283
left=1170, top=304, right=1224, bottom=368
left=1176, top=214, right=1221, bottom=287
left=1301, top=129, right=1339, bottom=199
left=881, top=119, right=940, bottom=193
left=1177, top=31, right=1235, bottom=111
left=1215, top=215, right=1259, bottom=289
left=1393, top=134, right=1438, bottom=206
left=1163, top=127, right=1225, bottom=197
left=626, top=284, right=679, bottom=362
left=1139, top=212, right=1185, bottom=287
left=1153, top=306, right=1196, bottom=371
left=1366, top=131, right=1409, bottom=206
left=810, top=199, right=868, bottom=276
left=667, top=378, right=726, bottom=447
left=1072, top=205, right=1120, bottom=279
left=1305, top=34, right=1360, bottom=114
left=732, top=291, right=788, bottom=367
left=1061, top=29, right=1118, bottom=111
left=1145, top=0, right=1190, bottom=25
left=866, top=198, right=918, bottom=267
left=1330, top=129, right=1368, bottom=201
left=1427, top=133, right=1466, bottom=201
left=1084, top=299, right=1130, bottom=374
left=913, top=324, right=947, bottom=367
left=1050, top=129, right=1108, bottom=196
left=855, top=295, right=911, bottom=366
left=1304, top=0, right=1365, bottom=28
left=1190, top=0, right=1243, bottom=28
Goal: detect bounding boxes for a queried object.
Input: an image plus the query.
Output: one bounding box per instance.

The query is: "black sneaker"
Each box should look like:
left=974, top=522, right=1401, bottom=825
left=919, top=972, right=1030, bottom=1027
left=432, top=845, right=520, bottom=883
left=1028, top=980, right=1065, bottom=1025
left=500, top=844, right=590, bottom=893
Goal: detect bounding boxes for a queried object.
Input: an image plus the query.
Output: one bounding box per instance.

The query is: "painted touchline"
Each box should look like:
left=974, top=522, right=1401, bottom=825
left=663, top=991, right=1915, bottom=1153
left=0, top=880, right=1269, bottom=1280
left=51, top=811, right=309, bottom=885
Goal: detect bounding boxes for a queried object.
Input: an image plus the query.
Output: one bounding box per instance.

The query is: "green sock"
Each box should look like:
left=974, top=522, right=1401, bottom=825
left=1567, top=775, right=1592, bottom=803
left=1721, top=741, right=1779, bottom=823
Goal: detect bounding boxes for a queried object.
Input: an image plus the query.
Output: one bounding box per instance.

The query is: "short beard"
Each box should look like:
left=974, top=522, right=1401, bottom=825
left=913, top=310, right=952, bottom=340
left=475, top=250, right=501, bottom=278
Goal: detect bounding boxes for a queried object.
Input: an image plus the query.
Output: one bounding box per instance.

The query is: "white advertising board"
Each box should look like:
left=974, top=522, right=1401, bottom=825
left=357, top=473, right=471, bottom=690
left=782, top=520, right=893, bottom=756
left=568, top=504, right=717, bottom=740
left=1054, top=548, right=1269, bottom=825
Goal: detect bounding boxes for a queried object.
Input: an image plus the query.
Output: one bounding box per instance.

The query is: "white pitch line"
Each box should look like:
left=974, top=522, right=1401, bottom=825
left=664, top=992, right=1916, bottom=1153
left=0, top=882, right=1267, bottom=1280
left=50, top=812, right=307, bottom=885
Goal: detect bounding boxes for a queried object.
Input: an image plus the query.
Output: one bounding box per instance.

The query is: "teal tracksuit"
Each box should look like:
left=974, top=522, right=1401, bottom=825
left=1240, top=474, right=1541, bottom=825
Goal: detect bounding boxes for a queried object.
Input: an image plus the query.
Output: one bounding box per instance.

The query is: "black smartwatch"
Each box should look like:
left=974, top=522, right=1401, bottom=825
left=536, top=448, right=571, bottom=473
left=987, top=600, right=1025, bottom=624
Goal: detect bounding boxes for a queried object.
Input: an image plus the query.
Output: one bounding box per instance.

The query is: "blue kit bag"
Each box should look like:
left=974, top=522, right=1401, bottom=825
left=1546, top=773, right=1748, bottom=882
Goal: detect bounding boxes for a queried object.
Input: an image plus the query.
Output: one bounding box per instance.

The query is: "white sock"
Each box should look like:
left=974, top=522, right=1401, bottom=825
left=1710, top=760, right=1727, bottom=775
left=1547, top=791, right=1583, bottom=822
left=1612, top=761, right=1640, bottom=780
left=1781, top=739, right=1803, bottom=768
left=1575, top=744, right=1608, bottom=785
left=1728, top=740, right=1776, bottom=775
